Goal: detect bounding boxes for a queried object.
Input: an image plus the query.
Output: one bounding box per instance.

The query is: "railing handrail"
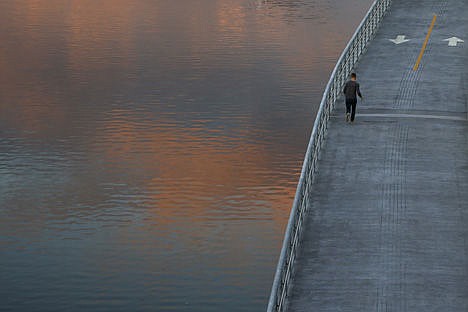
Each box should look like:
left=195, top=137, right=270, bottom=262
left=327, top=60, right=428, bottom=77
left=267, top=1, right=392, bottom=311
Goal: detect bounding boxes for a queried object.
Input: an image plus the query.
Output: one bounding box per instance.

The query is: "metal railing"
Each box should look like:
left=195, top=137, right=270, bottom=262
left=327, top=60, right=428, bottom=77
left=267, top=0, right=392, bottom=311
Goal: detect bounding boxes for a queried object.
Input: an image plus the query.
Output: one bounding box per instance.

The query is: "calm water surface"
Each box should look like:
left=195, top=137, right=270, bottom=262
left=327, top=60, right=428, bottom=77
left=0, top=0, right=372, bottom=311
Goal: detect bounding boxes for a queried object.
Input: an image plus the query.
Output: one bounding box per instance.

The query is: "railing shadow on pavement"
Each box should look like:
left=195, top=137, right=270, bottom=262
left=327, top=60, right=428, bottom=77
left=267, top=0, right=392, bottom=311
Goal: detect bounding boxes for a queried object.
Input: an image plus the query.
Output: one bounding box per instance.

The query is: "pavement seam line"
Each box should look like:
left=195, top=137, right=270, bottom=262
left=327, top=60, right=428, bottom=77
left=355, top=113, right=466, bottom=121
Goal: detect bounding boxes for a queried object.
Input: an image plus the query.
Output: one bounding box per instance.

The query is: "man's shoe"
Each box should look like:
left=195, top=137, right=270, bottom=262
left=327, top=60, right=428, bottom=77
left=346, top=113, right=350, bottom=122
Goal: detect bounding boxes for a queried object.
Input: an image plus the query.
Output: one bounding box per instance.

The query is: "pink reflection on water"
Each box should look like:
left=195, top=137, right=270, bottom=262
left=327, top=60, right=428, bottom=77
left=0, top=0, right=374, bottom=309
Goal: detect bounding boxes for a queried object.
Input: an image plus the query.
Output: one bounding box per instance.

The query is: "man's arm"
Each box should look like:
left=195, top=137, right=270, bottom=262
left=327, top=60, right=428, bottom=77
left=357, top=83, right=362, bottom=98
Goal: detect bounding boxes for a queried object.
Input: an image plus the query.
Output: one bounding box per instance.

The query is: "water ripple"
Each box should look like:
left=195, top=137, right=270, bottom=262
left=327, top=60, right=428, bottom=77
left=0, top=0, right=374, bottom=310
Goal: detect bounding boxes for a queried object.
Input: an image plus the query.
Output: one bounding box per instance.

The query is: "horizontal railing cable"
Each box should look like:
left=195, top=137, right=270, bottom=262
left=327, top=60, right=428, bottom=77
left=266, top=1, right=392, bottom=311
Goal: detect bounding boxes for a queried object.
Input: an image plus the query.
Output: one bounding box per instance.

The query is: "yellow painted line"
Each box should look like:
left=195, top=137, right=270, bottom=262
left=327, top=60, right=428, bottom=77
left=413, top=14, right=437, bottom=71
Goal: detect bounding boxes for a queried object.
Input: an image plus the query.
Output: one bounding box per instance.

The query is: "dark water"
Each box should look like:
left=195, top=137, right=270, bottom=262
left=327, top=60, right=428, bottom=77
left=0, top=1, right=372, bottom=311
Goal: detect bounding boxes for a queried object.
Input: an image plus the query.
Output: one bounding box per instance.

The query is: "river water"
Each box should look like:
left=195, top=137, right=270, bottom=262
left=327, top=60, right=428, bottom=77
left=0, top=1, right=373, bottom=311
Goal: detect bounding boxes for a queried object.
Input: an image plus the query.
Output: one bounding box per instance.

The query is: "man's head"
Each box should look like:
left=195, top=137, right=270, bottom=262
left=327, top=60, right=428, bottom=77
left=351, top=73, right=357, bottom=81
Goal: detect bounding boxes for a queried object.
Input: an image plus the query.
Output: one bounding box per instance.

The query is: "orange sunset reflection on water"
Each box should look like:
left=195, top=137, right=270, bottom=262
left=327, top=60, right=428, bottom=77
left=93, top=108, right=299, bottom=226
left=0, top=0, right=374, bottom=310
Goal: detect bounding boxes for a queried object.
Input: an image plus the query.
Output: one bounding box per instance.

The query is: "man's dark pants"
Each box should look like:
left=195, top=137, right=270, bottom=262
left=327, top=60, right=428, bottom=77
left=345, top=98, right=357, bottom=121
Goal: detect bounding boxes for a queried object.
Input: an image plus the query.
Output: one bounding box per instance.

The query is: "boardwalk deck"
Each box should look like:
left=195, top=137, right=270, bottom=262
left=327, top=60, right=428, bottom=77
left=286, top=0, right=468, bottom=311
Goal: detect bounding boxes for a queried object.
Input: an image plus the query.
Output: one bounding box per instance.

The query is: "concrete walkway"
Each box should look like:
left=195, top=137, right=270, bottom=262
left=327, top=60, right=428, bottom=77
left=286, top=0, right=468, bottom=311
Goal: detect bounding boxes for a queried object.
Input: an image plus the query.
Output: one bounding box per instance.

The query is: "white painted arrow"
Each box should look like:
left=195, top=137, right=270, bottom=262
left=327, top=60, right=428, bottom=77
left=389, top=35, right=410, bottom=44
left=443, top=37, right=464, bottom=47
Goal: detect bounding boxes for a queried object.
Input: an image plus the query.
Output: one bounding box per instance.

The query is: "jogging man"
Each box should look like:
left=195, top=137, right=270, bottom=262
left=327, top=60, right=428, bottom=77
left=343, top=73, right=362, bottom=123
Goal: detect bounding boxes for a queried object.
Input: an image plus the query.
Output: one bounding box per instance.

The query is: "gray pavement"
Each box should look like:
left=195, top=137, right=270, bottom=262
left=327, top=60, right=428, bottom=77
left=286, top=0, right=468, bottom=311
